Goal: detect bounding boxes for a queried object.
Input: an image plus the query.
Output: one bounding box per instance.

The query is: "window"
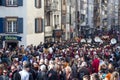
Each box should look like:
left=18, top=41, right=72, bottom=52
left=35, top=0, right=41, bottom=8
left=35, top=18, right=43, bottom=33
left=6, top=18, right=17, bottom=33
left=63, top=0, right=66, bottom=5
left=0, top=0, right=2, bottom=5
left=0, top=17, right=23, bottom=33
left=6, top=0, right=17, bottom=6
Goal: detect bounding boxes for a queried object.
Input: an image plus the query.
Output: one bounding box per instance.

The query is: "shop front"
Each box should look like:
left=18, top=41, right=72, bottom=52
left=3, top=35, right=22, bottom=49
left=53, top=30, right=63, bottom=42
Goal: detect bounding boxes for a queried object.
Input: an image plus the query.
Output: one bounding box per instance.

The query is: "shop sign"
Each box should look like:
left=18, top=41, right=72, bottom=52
left=53, top=30, right=63, bottom=37
left=3, top=35, right=22, bottom=41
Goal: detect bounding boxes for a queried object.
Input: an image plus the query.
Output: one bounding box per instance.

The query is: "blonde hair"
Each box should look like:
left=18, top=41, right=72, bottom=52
left=110, top=71, right=119, bottom=80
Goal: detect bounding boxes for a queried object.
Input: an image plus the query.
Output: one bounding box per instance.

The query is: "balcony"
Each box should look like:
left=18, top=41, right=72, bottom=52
left=45, top=1, right=51, bottom=12
left=45, top=0, right=58, bottom=12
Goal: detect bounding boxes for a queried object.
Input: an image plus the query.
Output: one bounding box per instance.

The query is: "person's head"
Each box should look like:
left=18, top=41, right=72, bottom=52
left=23, top=61, right=30, bottom=71
left=3, top=69, right=8, bottom=76
left=44, top=59, right=48, bottom=65
left=13, top=58, right=19, bottom=66
left=49, top=60, right=54, bottom=65
left=48, top=64, right=54, bottom=70
left=55, top=57, right=59, bottom=62
left=81, top=61, right=87, bottom=67
left=40, top=64, right=46, bottom=72
left=94, top=55, right=99, bottom=59
left=110, top=71, right=119, bottom=80
left=83, top=75, right=90, bottom=80
left=108, top=63, right=114, bottom=73
left=33, top=62, right=39, bottom=71
left=11, top=65, right=17, bottom=72
left=39, top=59, right=44, bottom=65
left=90, top=73, right=100, bottom=80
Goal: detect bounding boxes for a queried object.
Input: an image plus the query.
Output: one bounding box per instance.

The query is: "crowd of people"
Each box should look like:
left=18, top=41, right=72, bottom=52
left=0, top=38, right=120, bottom=80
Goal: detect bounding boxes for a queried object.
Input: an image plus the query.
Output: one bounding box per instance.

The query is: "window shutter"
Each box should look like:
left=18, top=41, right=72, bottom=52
left=35, top=0, right=41, bottom=8
left=41, top=19, right=44, bottom=32
left=39, top=0, right=41, bottom=8
left=18, top=18, right=23, bottom=33
left=35, top=18, right=38, bottom=33
left=2, top=0, right=6, bottom=6
left=35, top=0, right=37, bottom=8
left=18, top=0, right=23, bottom=6
left=0, top=18, right=5, bottom=33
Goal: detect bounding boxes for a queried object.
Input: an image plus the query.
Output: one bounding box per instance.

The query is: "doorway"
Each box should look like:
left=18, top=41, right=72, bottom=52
left=6, top=41, right=18, bottom=50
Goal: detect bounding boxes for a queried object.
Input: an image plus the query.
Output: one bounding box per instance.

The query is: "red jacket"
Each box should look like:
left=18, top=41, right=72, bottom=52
left=92, top=58, right=100, bottom=73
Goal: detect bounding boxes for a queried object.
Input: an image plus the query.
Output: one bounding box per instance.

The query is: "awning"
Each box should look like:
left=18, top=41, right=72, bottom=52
left=3, top=35, right=22, bottom=41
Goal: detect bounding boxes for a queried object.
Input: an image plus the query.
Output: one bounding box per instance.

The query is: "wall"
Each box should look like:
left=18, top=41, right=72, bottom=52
left=26, top=0, right=45, bottom=46
left=0, top=0, right=27, bottom=47
left=0, top=0, right=45, bottom=47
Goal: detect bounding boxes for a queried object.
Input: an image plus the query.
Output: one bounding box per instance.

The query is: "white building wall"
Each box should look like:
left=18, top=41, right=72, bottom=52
left=0, top=0, right=45, bottom=47
left=26, top=0, right=44, bottom=46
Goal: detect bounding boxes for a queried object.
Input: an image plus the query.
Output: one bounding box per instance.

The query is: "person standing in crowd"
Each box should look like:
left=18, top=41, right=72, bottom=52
left=92, top=55, right=100, bottom=73
left=105, top=63, right=114, bottom=80
left=1, top=69, right=9, bottom=80
left=78, top=61, right=90, bottom=80
left=22, top=51, right=29, bottom=61
left=19, top=61, right=30, bottom=80
left=29, top=63, right=37, bottom=80
left=64, top=66, right=73, bottom=80
left=110, top=71, right=119, bottom=80
left=36, top=64, right=47, bottom=80
left=47, top=64, right=58, bottom=80
left=9, top=65, right=21, bottom=80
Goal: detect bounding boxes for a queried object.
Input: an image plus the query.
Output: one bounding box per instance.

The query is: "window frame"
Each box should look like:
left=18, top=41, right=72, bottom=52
left=6, top=17, right=18, bottom=34
left=63, top=0, right=66, bottom=5
left=35, top=0, right=42, bottom=8
left=6, top=0, right=18, bottom=7
left=35, top=18, right=43, bottom=33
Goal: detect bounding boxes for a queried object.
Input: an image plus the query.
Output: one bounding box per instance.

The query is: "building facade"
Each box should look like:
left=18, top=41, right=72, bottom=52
left=65, top=0, right=76, bottom=39
left=0, top=0, right=44, bottom=48
left=107, top=0, right=119, bottom=31
left=45, top=0, right=76, bottom=41
left=44, top=0, right=62, bottom=42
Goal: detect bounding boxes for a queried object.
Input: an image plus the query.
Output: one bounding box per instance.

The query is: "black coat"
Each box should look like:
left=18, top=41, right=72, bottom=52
left=47, top=69, right=58, bottom=80
left=29, top=68, right=37, bottom=80
left=78, top=67, right=90, bottom=80
left=11, top=70, right=21, bottom=80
